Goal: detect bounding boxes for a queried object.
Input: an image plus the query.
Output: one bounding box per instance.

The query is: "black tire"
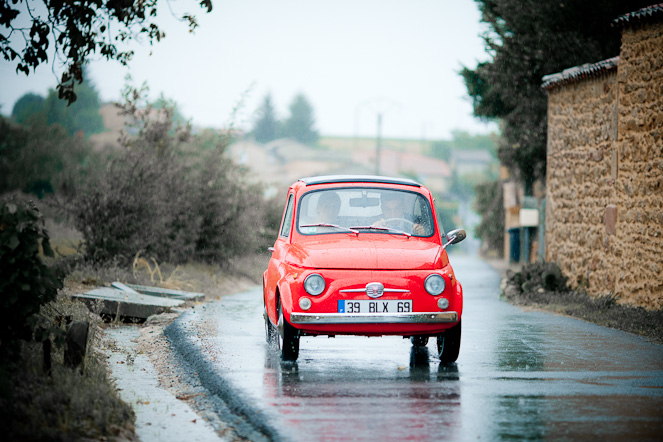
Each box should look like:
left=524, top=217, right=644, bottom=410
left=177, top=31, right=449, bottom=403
left=437, top=320, right=461, bottom=364
left=410, top=335, right=429, bottom=347
left=277, top=299, right=300, bottom=361
left=264, top=304, right=278, bottom=347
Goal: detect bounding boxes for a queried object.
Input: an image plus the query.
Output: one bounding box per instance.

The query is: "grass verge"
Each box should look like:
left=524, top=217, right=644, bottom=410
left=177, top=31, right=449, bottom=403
left=4, top=248, right=269, bottom=441
left=502, top=262, right=663, bottom=344
left=0, top=291, right=137, bottom=441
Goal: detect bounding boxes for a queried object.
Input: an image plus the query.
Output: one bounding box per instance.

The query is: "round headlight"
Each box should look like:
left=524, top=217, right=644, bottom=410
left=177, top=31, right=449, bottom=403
left=304, top=273, right=325, bottom=296
left=425, top=274, right=445, bottom=296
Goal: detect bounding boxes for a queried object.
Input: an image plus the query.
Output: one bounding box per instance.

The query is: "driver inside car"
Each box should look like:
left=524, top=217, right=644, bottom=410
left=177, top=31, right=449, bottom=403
left=316, top=191, right=342, bottom=225
left=375, top=192, right=426, bottom=235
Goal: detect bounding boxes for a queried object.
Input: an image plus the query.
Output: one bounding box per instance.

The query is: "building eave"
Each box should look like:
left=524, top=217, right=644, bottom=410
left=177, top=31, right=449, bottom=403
left=541, top=56, right=619, bottom=92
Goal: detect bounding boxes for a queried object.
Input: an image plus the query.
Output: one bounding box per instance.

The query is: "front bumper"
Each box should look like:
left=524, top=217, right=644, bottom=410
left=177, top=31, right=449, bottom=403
left=289, top=311, right=458, bottom=324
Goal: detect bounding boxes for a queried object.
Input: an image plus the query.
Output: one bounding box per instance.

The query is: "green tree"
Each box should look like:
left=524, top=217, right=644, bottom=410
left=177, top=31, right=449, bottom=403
left=42, top=78, right=105, bottom=136
left=461, top=0, right=651, bottom=193
left=0, top=0, right=213, bottom=103
left=253, top=94, right=280, bottom=143
left=11, top=93, right=44, bottom=125
left=0, top=116, right=91, bottom=198
left=282, top=93, right=319, bottom=145
left=12, top=75, right=105, bottom=137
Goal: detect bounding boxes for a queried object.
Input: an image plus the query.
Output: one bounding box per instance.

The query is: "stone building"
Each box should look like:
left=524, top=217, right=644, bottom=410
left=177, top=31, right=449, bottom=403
left=542, top=4, right=663, bottom=309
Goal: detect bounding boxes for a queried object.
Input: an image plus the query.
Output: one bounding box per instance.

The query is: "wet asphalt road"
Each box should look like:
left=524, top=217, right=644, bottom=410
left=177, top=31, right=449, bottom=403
left=167, top=255, right=663, bottom=441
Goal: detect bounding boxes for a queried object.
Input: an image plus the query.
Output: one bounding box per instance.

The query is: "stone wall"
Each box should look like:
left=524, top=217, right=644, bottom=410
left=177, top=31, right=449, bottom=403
left=545, top=20, right=663, bottom=309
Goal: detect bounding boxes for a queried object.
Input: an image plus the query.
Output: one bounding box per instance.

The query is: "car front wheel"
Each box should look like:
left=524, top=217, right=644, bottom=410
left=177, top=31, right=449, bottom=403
left=264, top=303, right=278, bottom=347
left=437, top=320, right=461, bottom=364
left=277, top=298, right=300, bottom=361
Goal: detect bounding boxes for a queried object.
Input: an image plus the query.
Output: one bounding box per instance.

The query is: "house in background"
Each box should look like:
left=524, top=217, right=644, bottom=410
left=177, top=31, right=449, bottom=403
left=449, top=149, right=494, bottom=176
left=228, top=137, right=453, bottom=196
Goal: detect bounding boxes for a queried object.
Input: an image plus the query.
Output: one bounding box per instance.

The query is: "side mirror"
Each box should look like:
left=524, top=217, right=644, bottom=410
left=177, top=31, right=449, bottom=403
left=442, top=228, right=466, bottom=250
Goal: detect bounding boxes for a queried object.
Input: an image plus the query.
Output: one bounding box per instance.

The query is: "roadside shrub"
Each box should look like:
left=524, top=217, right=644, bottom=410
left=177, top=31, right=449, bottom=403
left=0, top=198, right=63, bottom=358
left=72, top=85, right=273, bottom=266
left=504, top=261, right=568, bottom=300
left=74, top=148, right=176, bottom=264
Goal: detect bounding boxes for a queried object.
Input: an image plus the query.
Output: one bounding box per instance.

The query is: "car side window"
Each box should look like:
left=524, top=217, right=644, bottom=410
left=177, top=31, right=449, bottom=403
left=280, top=194, right=295, bottom=238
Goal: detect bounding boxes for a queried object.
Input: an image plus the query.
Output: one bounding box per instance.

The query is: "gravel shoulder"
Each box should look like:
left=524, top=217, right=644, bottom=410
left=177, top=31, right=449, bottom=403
left=101, top=275, right=258, bottom=442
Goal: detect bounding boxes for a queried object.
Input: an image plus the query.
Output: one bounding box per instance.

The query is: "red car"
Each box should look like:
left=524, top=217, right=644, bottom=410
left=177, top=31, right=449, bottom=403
left=263, top=175, right=466, bottom=362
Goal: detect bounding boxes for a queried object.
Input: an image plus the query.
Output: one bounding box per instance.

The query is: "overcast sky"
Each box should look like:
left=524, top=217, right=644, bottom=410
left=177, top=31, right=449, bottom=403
left=0, top=0, right=498, bottom=140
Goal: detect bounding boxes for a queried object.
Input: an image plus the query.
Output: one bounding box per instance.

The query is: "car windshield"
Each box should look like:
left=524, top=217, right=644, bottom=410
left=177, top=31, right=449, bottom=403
left=297, top=188, right=435, bottom=237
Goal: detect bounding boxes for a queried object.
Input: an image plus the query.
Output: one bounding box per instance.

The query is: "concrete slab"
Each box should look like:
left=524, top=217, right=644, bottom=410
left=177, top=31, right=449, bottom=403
left=73, top=288, right=185, bottom=320
left=111, top=282, right=140, bottom=294
left=118, top=283, right=205, bottom=300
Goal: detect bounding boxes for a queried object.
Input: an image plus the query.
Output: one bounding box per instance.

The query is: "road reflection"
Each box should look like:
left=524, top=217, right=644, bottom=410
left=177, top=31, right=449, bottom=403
left=261, top=343, right=462, bottom=442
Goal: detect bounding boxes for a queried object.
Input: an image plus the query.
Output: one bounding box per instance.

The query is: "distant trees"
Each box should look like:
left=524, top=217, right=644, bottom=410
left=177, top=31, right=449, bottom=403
left=430, top=130, right=496, bottom=162
left=282, top=94, right=319, bottom=145
left=0, top=116, right=91, bottom=198
left=253, top=94, right=280, bottom=143
left=461, top=0, right=651, bottom=193
left=252, top=92, right=319, bottom=145
left=11, top=76, right=104, bottom=137
left=11, top=93, right=44, bottom=124
left=1, top=0, right=213, bottom=103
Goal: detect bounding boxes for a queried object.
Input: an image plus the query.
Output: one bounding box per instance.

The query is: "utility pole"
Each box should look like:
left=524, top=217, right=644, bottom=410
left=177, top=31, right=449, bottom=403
left=354, top=98, right=399, bottom=176
left=376, top=112, right=382, bottom=175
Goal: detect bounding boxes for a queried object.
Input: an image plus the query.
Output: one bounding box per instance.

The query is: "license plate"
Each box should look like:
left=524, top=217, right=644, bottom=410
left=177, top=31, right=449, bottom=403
left=338, top=300, right=412, bottom=314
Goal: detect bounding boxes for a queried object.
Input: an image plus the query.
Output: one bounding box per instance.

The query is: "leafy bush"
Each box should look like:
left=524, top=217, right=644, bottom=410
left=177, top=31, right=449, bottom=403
left=505, top=261, right=568, bottom=297
left=72, top=85, right=274, bottom=265
left=0, top=198, right=63, bottom=357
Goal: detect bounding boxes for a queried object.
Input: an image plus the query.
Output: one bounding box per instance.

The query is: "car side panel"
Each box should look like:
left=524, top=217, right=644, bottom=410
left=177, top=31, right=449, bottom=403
left=265, top=236, right=289, bottom=325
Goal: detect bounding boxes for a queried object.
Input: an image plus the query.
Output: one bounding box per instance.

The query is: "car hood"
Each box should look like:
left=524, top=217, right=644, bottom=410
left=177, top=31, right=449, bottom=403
left=286, top=236, right=443, bottom=270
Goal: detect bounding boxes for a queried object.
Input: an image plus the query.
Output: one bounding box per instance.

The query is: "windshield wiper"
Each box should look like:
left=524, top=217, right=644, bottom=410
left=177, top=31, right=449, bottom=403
left=349, top=225, right=411, bottom=237
left=301, top=223, right=359, bottom=234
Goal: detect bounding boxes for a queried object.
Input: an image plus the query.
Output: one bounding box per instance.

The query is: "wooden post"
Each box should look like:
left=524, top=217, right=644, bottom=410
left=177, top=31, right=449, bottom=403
left=64, top=321, right=89, bottom=370
left=43, top=339, right=52, bottom=375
